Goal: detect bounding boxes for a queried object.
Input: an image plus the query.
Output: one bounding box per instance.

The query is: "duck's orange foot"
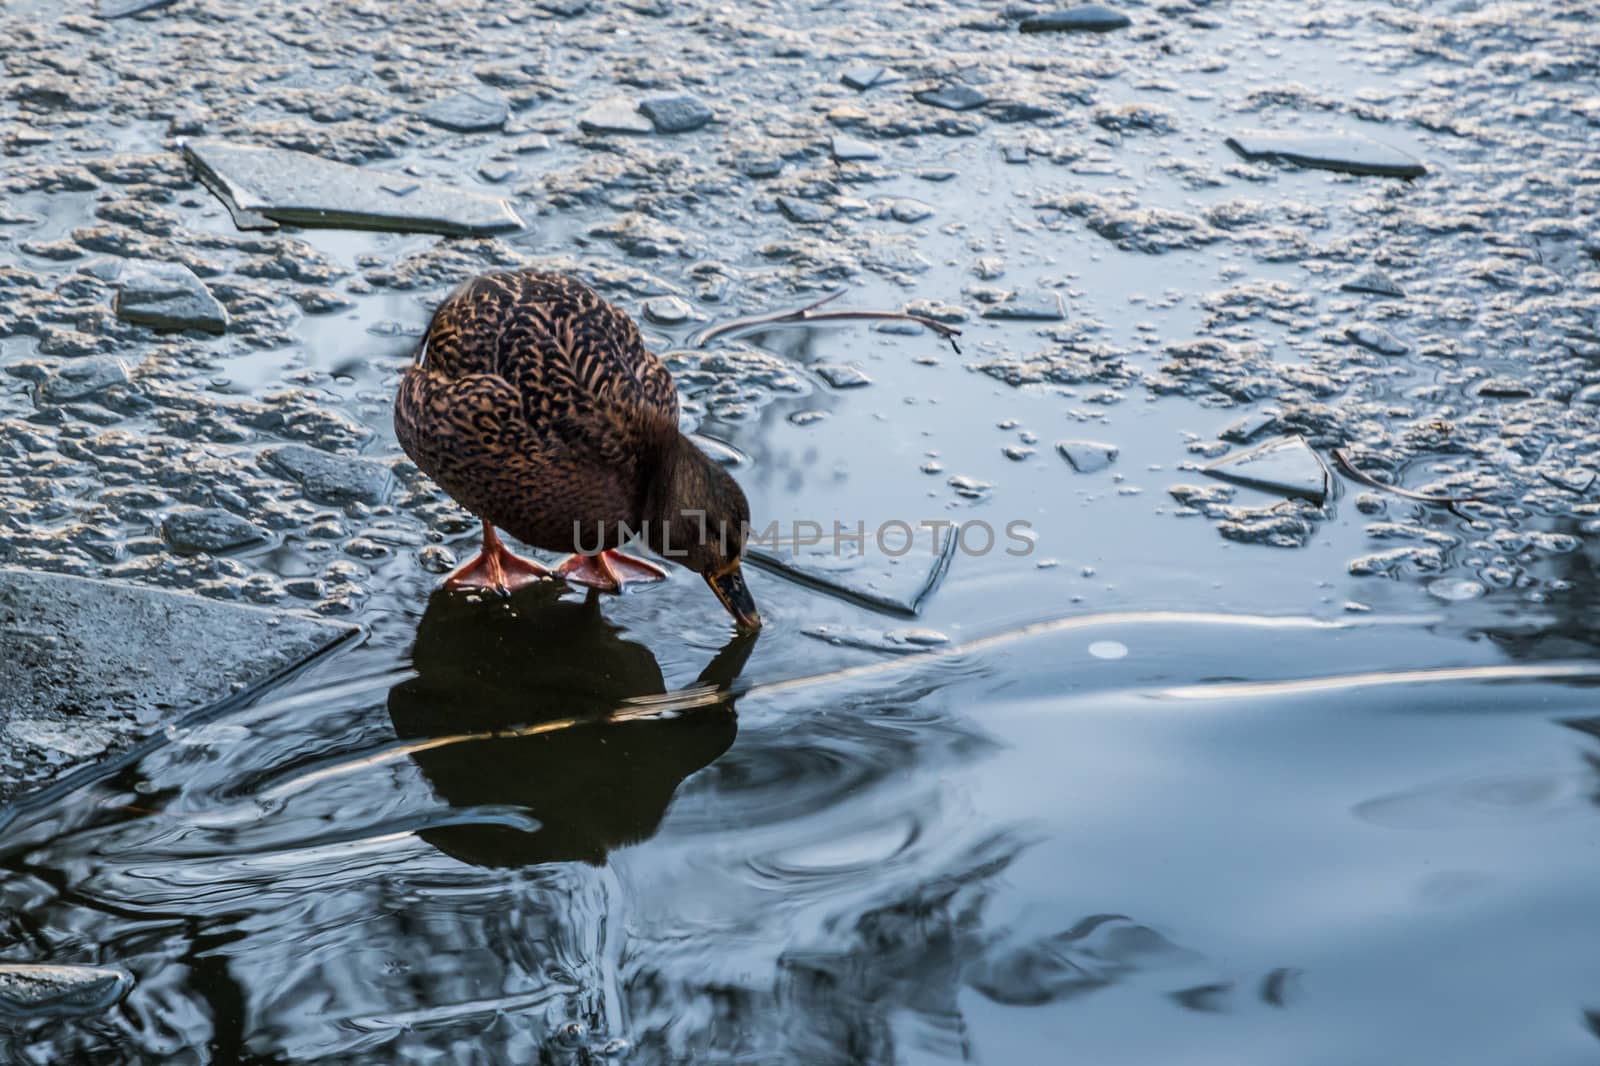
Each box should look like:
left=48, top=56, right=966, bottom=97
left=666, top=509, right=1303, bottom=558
left=445, top=524, right=551, bottom=595
left=557, top=550, right=668, bottom=592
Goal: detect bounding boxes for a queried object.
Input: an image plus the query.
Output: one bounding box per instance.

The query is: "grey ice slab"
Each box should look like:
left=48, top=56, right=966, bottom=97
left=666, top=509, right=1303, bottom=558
left=1346, top=323, right=1410, bottom=356
left=830, top=135, right=881, bottom=162
left=419, top=91, right=510, bottom=133
left=746, top=522, right=957, bottom=618
left=1225, top=131, right=1426, bottom=179
left=577, top=99, right=653, bottom=135
left=777, top=196, right=836, bottom=224
left=1219, top=408, right=1280, bottom=444
left=161, top=507, right=270, bottom=554
left=982, top=292, right=1065, bottom=321
left=0, top=568, right=358, bottom=807
left=1019, top=5, right=1132, bottom=32
left=1340, top=267, right=1405, bottom=298
left=39, top=357, right=129, bottom=403
left=1056, top=439, right=1118, bottom=473
left=1543, top=467, right=1597, bottom=495
left=181, top=139, right=525, bottom=236
left=0, top=964, right=132, bottom=1020
left=839, top=65, right=895, bottom=91
left=887, top=198, right=934, bottom=223
left=96, top=0, right=174, bottom=16
left=1202, top=435, right=1329, bottom=502
left=643, top=295, right=696, bottom=325
left=639, top=94, right=713, bottom=134
left=112, top=260, right=228, bottom=333
left=814, top=363, right=872, bottom=389
left=260, top=443, right=393, bottom=506
left=914, top=85, right=989, bottom=111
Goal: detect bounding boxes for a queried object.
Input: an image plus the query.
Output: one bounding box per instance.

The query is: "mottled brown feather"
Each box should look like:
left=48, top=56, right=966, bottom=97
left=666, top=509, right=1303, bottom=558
left=395, top=271, right=679, bottom=553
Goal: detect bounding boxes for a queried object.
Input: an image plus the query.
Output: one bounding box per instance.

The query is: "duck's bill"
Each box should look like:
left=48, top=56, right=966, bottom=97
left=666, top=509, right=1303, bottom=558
left=707, top=565, right=761, bottom=631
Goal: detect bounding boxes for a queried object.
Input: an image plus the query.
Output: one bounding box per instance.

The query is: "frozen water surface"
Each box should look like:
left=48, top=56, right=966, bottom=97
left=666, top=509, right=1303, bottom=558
left=3, top=0, right=1600, bottom=1061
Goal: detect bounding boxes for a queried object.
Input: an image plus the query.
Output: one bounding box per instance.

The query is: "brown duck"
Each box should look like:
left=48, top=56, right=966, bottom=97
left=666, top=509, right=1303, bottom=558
left=394, top=270, right=760, bottom=629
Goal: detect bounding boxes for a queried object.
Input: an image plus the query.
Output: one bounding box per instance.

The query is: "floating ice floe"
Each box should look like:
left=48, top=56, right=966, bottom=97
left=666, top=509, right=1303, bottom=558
left=1019, top=5, right=1132, bottom=33
left=746, top=523, right=957, bottom=618
left=1340, top=267, right=1405, bottom=298
left=260, top=444, right=393, bottom=506
left=418, top=90, right=510, bottom=133
left=1202, top=435, right=1329, bottom=503
left=112, top=260, right=227, bottom=333
left=577, top=98, right=653, bottom=135
left=181, top=139, right=524, bottom=236
left=96, top=0, right=172, bottom=17
left=1057, top=440, right=1119, bottom=473
left=0, top=964, right=133, bottom=1020
left=1225, top=131, right=1426, bottom=179
left=983, top=292, right=1065, bottom=321
left=0, top=569, right=356, bottom=806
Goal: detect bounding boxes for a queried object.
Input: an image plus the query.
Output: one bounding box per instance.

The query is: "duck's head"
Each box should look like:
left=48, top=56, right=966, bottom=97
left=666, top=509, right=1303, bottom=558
left=647, top=435, right=761, bottom=631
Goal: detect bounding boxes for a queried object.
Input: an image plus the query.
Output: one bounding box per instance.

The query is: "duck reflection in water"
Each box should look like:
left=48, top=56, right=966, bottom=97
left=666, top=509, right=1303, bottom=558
left=388, top=585, right=755, bottom=868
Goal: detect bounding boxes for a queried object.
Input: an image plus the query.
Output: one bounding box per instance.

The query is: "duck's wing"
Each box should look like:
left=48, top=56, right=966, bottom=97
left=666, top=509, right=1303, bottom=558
left=422, top=272, right=678, bottom=470
left=395, top=368, right=635, bottom=544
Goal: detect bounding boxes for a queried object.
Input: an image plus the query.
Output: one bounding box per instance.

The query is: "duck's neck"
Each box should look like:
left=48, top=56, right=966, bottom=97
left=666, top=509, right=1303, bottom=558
left=640, top=432, right=716, bottom=552
left=642, top=431, right=705, bottom=523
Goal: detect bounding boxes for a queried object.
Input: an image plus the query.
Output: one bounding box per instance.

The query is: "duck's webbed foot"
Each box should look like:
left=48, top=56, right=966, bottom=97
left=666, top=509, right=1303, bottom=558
left=445, top=523, right=551, bottom=595
left=556, top=549, right=669, bottom=592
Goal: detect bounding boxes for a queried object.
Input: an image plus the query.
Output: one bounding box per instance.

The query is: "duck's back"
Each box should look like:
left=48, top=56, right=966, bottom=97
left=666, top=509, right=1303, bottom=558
left=423, top=271, right=677, bottom=431
left=396, top=271, right=679, bottom=550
